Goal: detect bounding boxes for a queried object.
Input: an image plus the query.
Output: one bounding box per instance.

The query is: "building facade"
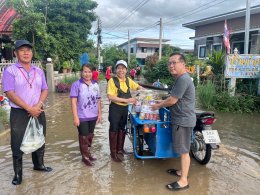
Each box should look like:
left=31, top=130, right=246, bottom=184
left=118, top=38, right=170, bottom=65
left=183, top=5, right=260, bottom=59
left=0, top=0, right=19, bottom=61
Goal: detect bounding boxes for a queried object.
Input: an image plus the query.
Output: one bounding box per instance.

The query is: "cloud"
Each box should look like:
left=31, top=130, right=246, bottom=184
left=92, top=0, right=260, bottom=49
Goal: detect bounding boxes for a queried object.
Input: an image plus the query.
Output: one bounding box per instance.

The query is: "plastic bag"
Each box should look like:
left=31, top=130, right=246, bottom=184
left=20, top=117, right=45, bottom=154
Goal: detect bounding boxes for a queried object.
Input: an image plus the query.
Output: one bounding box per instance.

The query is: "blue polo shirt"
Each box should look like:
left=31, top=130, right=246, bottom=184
left=70, top=79, right=101, bottom=122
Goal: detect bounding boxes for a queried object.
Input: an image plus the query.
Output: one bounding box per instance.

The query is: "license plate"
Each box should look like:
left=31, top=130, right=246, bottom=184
left=202, top=130, right=221, bottom=144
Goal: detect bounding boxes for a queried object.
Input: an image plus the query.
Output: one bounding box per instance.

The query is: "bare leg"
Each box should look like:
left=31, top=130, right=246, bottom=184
left=178, top=153, right=190, bottom=186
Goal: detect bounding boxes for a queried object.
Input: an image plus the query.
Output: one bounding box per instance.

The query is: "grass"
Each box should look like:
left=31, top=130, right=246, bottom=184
left=197, top=81, right=216, bottom=109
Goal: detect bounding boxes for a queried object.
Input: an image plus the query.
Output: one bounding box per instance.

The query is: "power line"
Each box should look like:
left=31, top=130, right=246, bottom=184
left=124, top=0, right=226, bottom=36
left=163, top=0, right=226, bottom=25
left=103, top=0, right=143, bottom=28
left=108, top=0, right=151, bottom=31
left=103, top=32, right=128, bottom=39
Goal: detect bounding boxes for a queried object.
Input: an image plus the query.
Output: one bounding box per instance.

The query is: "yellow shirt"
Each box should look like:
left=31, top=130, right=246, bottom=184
left=107, top=76, right=139, bottom=106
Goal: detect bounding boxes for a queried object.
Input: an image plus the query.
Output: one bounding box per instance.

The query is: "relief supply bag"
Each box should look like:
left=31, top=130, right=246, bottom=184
left=20, top=117, right=45, bottom=154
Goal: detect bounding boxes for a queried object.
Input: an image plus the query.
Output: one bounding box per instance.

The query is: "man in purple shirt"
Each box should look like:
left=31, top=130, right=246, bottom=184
left=2, top=40, right=52, bottom=185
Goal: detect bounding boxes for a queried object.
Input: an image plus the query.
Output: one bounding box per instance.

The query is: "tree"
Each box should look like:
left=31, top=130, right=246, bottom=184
left=10, top=0, right=97, bottom=64
left=162, top=45, right=181, bottom=57
left=207, top=50, right=225, bottom=75
left=145, top=53, right=159, bottom=71
left=101, top=44, right=127, bottom=71
left=143, top=56, right=173, bottom=86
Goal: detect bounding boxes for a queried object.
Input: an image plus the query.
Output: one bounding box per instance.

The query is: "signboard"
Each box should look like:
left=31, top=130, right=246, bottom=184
left=225, top=54, right=260, bottom=78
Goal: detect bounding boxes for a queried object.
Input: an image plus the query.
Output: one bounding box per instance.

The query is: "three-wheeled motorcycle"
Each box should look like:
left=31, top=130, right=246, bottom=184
left=127, top=106, right=220, bottom=165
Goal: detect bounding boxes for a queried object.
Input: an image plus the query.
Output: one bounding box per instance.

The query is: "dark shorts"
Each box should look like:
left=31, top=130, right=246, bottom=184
left=108, top=102, right=128, bottom=132
left=172, top=125, right=193, bottom=154
left=77, top=120, right=97, bottom=136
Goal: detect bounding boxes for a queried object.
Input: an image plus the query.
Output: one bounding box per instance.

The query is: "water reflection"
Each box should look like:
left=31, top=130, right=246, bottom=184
left=0, top=81, right=259, bottom=194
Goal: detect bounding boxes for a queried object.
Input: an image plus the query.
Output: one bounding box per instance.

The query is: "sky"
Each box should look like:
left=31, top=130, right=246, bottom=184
left=90, top=0, right=260, bottom=49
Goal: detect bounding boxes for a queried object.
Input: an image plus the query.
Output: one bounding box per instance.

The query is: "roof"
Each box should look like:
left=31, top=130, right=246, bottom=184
left=183, top=5, right=260, bottom=29
left=0, top=1, right=19, bottom=35
left=137, top=43, right=169, bottom=48
left=118, top=37, right=170, bottom=47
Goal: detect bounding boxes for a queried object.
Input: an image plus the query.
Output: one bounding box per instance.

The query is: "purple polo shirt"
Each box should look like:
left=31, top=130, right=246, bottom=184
left=70, top=79, right=101, bottom=122
left=2, top=63, right=48, bottom=108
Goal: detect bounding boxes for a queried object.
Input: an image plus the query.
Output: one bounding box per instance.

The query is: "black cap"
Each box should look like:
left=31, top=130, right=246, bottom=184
left=15, top=40, right=33, bottom=50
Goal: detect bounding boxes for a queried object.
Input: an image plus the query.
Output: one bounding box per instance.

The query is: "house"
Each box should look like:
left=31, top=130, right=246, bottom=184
left=183, top=5, right=260, bottom=59
left=0, top=0, right=19, bottom=60
left=118, top=38, right=170, bottom=65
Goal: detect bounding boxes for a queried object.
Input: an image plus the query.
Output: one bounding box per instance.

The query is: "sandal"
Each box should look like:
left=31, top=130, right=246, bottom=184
left=166, top=181, right=189, bottom=191
left=166, top=169, right=181, bottom=177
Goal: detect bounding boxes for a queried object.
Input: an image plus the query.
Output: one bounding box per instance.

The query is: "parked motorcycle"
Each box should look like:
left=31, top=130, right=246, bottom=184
left=190, top=111, right=220, bottom=164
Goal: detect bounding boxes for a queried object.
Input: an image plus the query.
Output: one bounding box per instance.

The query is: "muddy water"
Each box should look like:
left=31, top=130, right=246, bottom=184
left=0, top=80, right=259, bottom=195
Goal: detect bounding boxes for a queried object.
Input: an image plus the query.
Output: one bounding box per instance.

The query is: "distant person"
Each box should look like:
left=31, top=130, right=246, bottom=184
left=151, top=53, right=196, bottom=191
left=2, top=40, right=52, bottom=185
left=70, top=64, right=102, bottom=166
left=130, top=68, right=136, bottom=80
left=153, top=79, right=162, bottom=88
left=107, top=60, right=143, bottom=162
left=105, top=66, right=112, bottom=82
left=92, top=67, right=99, bottom=82
left=136, top=65, right=141, bottom=81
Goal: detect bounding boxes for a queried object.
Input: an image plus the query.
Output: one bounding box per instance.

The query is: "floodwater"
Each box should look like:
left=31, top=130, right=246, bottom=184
left=0, top=80, right=259, bottom=195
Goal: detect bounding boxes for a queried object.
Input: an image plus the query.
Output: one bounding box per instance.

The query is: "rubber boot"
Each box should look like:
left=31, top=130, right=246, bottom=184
left=87, top=133, right=97, bottom=161
left=109, top=132, right=122, bottom=162
left=32, top=149, right=53, bottom=172
left=117, top=130, right=131, bottom=155
left=79, top=136, right=94, bottom=166
left=12, top=156, right=23, bottom=185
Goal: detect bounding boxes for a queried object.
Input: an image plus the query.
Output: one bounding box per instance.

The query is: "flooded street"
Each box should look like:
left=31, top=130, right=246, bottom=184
left=0, top=80, right=259, bottom=195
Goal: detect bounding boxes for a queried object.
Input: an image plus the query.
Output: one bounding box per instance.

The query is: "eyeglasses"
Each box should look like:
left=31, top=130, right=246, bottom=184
left=168, top=61, right=180, bottom=66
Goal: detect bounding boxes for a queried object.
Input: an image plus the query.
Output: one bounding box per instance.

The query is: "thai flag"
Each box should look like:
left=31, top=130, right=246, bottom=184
left=223, top=20, right=231, bottom=54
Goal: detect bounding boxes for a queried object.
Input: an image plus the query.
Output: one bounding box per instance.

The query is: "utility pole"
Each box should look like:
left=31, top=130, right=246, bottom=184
left=44, top=5, right=48, bottom=31
left=96, top=19, right=102, bottom=70
left=128, top=30, right=130, bottom=66
left=244, top=0, right=250, bottom=54
left=159, top=18, right=162, bottom=60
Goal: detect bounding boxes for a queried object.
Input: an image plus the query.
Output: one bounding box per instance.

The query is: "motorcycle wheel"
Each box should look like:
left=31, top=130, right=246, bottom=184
left=190, top=131, right=212, bottom=165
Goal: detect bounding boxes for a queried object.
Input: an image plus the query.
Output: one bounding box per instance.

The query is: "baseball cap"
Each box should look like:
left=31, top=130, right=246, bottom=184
left=115, top=60, right=127, bottom=69
left=15, top=40, right=33, bottom=50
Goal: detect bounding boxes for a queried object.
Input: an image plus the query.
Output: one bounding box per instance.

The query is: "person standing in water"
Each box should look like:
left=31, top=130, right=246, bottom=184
left=70, top=64, right=102, bottom=166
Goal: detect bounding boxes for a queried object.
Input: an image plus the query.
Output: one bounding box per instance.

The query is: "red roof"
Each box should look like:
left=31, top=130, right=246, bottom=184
left=0, top=1, right=19, bottom=35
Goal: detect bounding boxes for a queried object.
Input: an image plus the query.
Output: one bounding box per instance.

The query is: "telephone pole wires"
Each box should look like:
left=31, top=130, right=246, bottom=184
left=96, top=19, right=102, bottom=70
left=128, top=30, right=130, bottom=66
left=159, top=18, right=162, bottom=60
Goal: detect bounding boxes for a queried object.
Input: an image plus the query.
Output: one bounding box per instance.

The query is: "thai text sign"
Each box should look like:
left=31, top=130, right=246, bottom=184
left=225, top=54, right=260, bottom=78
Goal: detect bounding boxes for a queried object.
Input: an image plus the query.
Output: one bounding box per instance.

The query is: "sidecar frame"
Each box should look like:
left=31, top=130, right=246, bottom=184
left=128, top=107, right=179, bottom=159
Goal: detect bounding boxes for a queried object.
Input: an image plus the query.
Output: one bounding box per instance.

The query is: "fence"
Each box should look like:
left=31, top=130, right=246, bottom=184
left=0, top=60, right=42, bottom=73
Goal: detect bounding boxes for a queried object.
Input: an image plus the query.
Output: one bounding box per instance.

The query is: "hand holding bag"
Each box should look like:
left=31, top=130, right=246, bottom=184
left=20, top=117, right=45, bottom=154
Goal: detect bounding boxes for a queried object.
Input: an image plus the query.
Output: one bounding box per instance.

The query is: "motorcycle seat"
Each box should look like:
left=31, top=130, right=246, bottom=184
left=196, top=112, right=214, bottom=118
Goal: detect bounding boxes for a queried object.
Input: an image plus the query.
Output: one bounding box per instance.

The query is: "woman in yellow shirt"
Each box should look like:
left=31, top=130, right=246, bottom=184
left=107, top=60, right=143, bottom=162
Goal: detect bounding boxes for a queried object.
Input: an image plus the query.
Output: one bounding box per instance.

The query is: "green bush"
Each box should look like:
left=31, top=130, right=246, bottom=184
left=56, top=75, right=79, bottom=93
left=61, top=75, right=80, bottom=85
left=197, top=81, right=260, bottom=113
left=197, top=81, right=216, bottom=109
left=143, top=57, right=173, bottom=86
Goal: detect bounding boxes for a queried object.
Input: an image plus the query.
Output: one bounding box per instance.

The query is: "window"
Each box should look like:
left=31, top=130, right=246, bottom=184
left=141, top=47, right=147, bottom=53
left=213, top=44, right=222, bottom=51
left=198, top=45, right=206, bottom=58
left=131, top=47, right=134, bottom=53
